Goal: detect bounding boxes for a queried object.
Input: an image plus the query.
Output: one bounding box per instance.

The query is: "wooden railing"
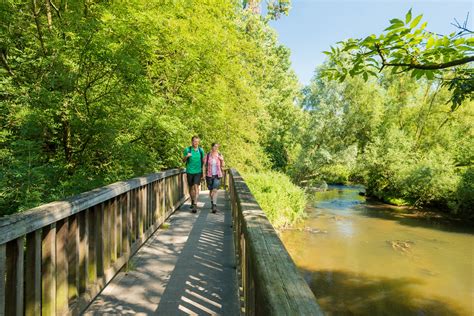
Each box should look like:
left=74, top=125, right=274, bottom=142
left=228, top=169, right=324, bottom=315
left=0, top=169, right=188, bottom=315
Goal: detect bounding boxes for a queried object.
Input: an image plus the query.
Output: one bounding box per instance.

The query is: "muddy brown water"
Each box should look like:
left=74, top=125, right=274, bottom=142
left=280, top=185, right=474, bottom=316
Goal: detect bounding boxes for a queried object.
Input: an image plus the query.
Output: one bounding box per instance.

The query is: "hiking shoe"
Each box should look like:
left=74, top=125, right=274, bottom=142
left=191, top=204, right=197, bottom=213
left=212, top=204, right=217, bottom=214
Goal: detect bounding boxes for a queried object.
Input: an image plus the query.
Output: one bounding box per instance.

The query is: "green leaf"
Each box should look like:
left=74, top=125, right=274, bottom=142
left=385, top=23, right=404, bottom=31
left=390, top=18, right=404, bottom=25
left=410, top=14, right=423, bottom=29
left=405, top=9, right=412, bottom=24
left=426, top=71, right=434, bottom=80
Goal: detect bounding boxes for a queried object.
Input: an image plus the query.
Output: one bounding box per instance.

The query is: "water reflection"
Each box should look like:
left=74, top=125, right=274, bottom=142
left=303, top=269, right=466, bottom=316
left=281, top=185, right=474, bottom=316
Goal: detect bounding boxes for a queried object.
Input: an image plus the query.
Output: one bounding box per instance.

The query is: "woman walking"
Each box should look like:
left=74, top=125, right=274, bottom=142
left=204, top=143, right=224, bottom=213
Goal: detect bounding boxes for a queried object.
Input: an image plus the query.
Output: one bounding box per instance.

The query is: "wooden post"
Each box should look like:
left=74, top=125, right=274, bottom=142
left=42, top=224, right=56, bottom=316
left=5, top=237, right=24, bottom=316
left=25, top=230, right=41, bottom=316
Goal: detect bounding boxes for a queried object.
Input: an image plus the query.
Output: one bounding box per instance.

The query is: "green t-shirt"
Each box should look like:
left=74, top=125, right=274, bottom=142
left=183, top=146, right=204, bottom=174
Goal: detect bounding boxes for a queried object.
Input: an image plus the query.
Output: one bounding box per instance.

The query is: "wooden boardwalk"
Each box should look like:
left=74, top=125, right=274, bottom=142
left=85, top=190, right=240, bottom=315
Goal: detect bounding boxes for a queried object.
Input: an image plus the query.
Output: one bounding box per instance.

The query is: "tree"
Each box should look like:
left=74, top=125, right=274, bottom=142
left=323, top=10, right=473, bottom=110
left=0, top=0, right=301, bottom=215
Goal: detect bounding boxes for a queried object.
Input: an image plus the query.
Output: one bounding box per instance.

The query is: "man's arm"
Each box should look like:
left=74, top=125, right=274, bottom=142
left=182, top=148, right=191, bottom=163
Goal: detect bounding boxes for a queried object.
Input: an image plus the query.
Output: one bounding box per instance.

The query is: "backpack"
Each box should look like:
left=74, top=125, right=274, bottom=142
left=187, top=146, right=204, bottom=168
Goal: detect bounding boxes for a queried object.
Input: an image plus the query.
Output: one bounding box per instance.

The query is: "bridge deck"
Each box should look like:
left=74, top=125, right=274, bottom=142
left=85, top=190, right=240, bottom=315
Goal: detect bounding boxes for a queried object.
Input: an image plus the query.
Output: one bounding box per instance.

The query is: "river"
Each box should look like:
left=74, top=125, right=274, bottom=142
left=280, top=185, right=474, bottom=316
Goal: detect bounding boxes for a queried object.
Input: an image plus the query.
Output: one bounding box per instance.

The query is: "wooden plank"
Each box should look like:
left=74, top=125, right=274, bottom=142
left=0, top=169, right=185, bottom=245
left=42, top=224, right=56, bottom=316
left=108, top=199, right=115, bottom=264
left=87, top=208, right=96, bottom=285
left=139, top=187, right=144, bottom=237
left=102, top=201, right=110, bottom=271
left=0, top=244, right=5, bottom=316
left=145, top=184, right=149, bottom=229
left=95, top=204, right=104, bottom=278
left=174, top=175, right=179, bottom=205
left=157, top=181, right=161, bottom=221
left=159, top=180, right=164, bottom=222
left=115, top=196, right=122, bottom=259
left=25, top=230, right=41, bottom=316
left=5, top=237, right=24, bottom=316
left=149, top=183, right=153, bottom=228
left=122, top=192, right=130, bottom=256
left=78, top=210, right=88, bottom=294
left=144, top=185, right=148, bottom=229
left=67, top=214, right=79, bottom=301
left=132, top=189, right=137, bottom=243
left=165, top=177, right=169, bottom=215
left=56, top=219, right=69, bottom=314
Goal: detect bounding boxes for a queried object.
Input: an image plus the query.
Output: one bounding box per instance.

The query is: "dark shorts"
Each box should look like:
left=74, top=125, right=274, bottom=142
left=206, top=176, right=221, bottom=190
left=187, top=173, right=202, bottom=187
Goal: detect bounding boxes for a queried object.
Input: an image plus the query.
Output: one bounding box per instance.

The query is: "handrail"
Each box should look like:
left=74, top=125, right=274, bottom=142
left=228, top=169, right=323, bottom=315
left=0, top=168, right=188, bottom=315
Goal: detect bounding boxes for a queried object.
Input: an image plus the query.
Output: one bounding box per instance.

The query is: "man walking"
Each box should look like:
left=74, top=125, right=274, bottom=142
left=183, top=136, right=205, bottom=213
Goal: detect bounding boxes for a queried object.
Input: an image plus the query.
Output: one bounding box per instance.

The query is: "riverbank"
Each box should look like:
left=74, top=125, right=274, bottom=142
left=364, top=196, right=474, bottom=226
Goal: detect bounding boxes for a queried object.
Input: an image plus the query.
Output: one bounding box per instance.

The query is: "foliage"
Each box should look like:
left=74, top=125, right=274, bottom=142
left=323, top=10, right=474, bottom=110
left=244, top=171, right=307, bottom=228
left=454, top=167, right=474, bottom=217
left=0, top=0, right=300, bottom=215
left=298, top=64, right=473, bottom=215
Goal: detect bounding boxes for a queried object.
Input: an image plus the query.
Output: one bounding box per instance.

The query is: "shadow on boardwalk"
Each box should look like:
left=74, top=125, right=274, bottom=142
left=85, top=190, right=239, bottom=315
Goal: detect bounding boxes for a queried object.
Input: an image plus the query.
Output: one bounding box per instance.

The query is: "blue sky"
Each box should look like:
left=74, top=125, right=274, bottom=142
left=268, top=0, right=473, bottom=85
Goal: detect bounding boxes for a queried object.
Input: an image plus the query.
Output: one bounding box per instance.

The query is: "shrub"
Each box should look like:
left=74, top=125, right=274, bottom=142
left=243, top=171, right=307, bottom=228
left=454, top=167, right=474, bottom=217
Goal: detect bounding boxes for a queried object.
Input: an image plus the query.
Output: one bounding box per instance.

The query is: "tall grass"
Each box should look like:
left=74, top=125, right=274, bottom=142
left=243, top=171, right=307, bottom=229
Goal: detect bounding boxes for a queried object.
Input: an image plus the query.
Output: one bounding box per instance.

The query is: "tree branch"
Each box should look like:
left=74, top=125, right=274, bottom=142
left=49, top=0, right=61, bottom=18
left=383, top=56, right=474, bottom=70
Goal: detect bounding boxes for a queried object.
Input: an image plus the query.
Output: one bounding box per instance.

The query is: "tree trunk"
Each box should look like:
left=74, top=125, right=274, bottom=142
left=31, top=0, right=47, bottom=55
left=44, top=0, right=53, bottom=30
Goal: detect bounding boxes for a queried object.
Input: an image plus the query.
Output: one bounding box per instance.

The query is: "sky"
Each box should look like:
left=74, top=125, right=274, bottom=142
left=268, top=0, right=473, bottom=85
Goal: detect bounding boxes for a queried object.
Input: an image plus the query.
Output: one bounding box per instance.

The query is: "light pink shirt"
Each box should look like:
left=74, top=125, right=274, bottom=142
left=205, top=153, right=223, bottom=177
